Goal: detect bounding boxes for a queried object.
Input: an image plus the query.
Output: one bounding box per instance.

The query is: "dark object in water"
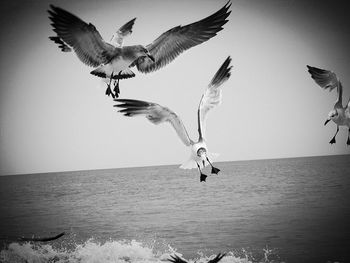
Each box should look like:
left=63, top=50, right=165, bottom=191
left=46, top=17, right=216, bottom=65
left=18, top=232, right=65, bottom=242
left=207, top=253, right=226, bottom=263
left=168, top=253, right=226, bottom=263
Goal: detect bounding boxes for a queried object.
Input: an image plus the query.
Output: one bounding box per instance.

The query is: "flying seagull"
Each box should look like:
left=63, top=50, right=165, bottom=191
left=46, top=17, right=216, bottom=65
left=114, top=57, right=232, bottom=182
left=48, top=2, right=231, bottom=98
left=168, top=253, right=226, bottom=263
left=307, top=65, right=350, bottom=145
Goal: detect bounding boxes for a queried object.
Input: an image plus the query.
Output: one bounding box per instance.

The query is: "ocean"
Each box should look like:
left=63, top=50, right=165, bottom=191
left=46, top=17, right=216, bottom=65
left=0, top=155, right=349, bottom=263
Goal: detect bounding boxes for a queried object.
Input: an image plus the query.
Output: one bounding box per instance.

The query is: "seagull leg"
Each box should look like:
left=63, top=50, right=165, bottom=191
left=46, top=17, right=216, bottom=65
left=105, top=72, right=115, bottom=98
left=206, top=157, right=220, bottom=175
left=197, top=163, right=207, bottom=182
left=347, top=128, right=350, bottom=146
left=113, top=71, right=122, bottom=98
left=329, top=126, right=339, bottom=144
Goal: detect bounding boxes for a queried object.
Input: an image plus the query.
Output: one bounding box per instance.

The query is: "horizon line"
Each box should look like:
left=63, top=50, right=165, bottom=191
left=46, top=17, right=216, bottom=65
left=1, top=153, right=349, bottom=177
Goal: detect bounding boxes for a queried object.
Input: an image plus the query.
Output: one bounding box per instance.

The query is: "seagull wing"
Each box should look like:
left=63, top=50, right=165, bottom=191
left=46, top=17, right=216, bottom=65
left=207, top=253, right=226, bottom=263
left=48, top=5, right=116, bottom=67
left=168, top=255, right=189, bottom=263
left=49, top=36, right=72, bottom=52
left=135, top=1, right=231, bottom=73
left=19, top=232, right=65, bottom=242
left=307, top=65, right=343, bottom=108
left=115, top=99, right=193, bottom=146
left=198, top=56, right=232, bottom=141
left=110, top=18, right=136, bottom=47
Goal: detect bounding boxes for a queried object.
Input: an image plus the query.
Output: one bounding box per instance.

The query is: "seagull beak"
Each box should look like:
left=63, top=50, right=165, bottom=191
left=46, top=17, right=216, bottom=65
left=324, top=118, right=331, bottom=126
left=147, top=54, right=155, bottom=62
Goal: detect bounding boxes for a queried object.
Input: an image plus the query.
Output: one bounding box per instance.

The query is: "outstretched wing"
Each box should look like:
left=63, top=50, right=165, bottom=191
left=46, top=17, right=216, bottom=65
left=49, top=36, right=72, bottom=52
left=207, top=253, right=226, bottom=263
left=48, top=5, right=116, bottom=67
left=307, top=65, right=343, bottom=108
left=198, top=56, right=232, bottom=141
left=18, top=232, right=65, bottom=242
left=168, top=255, right=188, bottom=263
left=135, top=1, right=231, bottom=73
left=114, top=99, right=193, bottom=146
left=110, top=18, right=136, bottom=47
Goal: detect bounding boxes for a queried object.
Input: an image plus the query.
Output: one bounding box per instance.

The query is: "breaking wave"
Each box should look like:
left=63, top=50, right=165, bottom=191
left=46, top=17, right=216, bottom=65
left=0, top=237, right=282, bottom=263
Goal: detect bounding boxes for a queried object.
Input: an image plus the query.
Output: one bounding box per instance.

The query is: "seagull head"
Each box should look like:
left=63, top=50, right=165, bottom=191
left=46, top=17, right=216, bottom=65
left=197, top=147, right=207, bottom=165
left=134, top=45, right=155, bottom=62
left=324, top=109, right=338, bottom=125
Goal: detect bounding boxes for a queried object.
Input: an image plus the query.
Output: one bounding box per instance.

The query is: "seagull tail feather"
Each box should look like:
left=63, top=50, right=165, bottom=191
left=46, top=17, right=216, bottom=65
left=91, top=66, right=135, bottom=80
left=180, top=157, right=198, bottom=169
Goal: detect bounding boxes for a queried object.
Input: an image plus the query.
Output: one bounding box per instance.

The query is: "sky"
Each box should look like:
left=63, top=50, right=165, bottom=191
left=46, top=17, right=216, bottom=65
left=0, top=0, right=349, bottom=175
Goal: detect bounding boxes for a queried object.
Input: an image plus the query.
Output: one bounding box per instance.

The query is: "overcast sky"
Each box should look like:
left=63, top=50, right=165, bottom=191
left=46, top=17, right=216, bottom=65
left=0, top=0, right=349, bottom=175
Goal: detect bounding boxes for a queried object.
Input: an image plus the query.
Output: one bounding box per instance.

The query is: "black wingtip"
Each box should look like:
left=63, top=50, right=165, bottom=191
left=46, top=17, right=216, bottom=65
left=48, top=4, right=55, bottom=11
left=168, top=254, right=189, bottom=263
left=306, top=65, right=328, bottom=74
left=209, top=56, right=232, bottom=87
left=118, top=17, right=137, bottom=33
left=208, top=253, right=226, bottom=263
left=47, top=4, right=61, bottom=16
left=225, top=0, right=232, bottom=10
left=49, top=36, right=72, bottom=52
left=168, top=255, right=177, bottom=263
left=113, top=99, right=153, bottom=118
left=19, top=232, right=65, bottom=242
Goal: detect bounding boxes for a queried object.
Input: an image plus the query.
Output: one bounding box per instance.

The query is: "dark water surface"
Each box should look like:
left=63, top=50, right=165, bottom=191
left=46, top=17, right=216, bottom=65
left=0, top=155, right=349, bottom=263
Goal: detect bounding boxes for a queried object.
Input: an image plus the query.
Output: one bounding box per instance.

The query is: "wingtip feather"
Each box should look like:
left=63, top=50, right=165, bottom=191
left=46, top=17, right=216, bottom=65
left=209, top=56, right=232, bottom=88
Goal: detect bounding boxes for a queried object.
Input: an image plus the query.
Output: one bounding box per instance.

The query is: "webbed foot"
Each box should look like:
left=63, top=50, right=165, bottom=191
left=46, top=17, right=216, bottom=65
left=200, top=173, right=208, bottom=182
left=211, top=166, right=220, bottom=175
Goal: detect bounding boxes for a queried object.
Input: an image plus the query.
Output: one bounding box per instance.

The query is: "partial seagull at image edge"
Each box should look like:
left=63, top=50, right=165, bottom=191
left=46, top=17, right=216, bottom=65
left=114, top=56, right=232, bottom=182
left=307, top=65, right=350, bottom=145
left=48, top=1, right=231, bottom=98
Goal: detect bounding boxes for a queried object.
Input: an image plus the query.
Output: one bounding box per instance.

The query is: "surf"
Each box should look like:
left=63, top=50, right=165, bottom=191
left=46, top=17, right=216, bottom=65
left=0, top=237, right=281, bottom=263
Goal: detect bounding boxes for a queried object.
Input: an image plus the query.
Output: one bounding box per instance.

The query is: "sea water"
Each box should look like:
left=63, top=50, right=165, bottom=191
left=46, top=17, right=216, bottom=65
left=0, top=155, right=349, bottom=263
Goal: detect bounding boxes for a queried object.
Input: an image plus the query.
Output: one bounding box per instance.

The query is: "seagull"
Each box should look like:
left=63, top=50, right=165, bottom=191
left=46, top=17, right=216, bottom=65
left=49, top=17, right=137, bottom=97
left=307, top=65, right=350, bottom=145
left=168, top=253, right=226, bottom=263
left=114, top=57, right=232, bottom=182
left=48, top=2, right=231, bottom=98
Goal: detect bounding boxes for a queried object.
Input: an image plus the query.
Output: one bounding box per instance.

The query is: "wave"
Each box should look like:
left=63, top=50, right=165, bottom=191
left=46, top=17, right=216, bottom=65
left=0, top=238, right=282, bottom=263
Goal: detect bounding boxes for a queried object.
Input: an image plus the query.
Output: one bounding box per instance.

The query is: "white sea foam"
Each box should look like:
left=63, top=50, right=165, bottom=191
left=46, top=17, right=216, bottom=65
left=0, top=239, right=283, bottom=263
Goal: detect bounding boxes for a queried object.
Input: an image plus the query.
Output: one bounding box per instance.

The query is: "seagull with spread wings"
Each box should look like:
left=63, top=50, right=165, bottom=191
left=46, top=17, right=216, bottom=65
left=114, top=57, right=232, bottom=182
left=307, top=65, right=350, bottom=145
left=168, top=253, right=226, bottom=263
left=48, top=2, right=231, bottom=98
left=49, top=17, right=137, bottom=97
